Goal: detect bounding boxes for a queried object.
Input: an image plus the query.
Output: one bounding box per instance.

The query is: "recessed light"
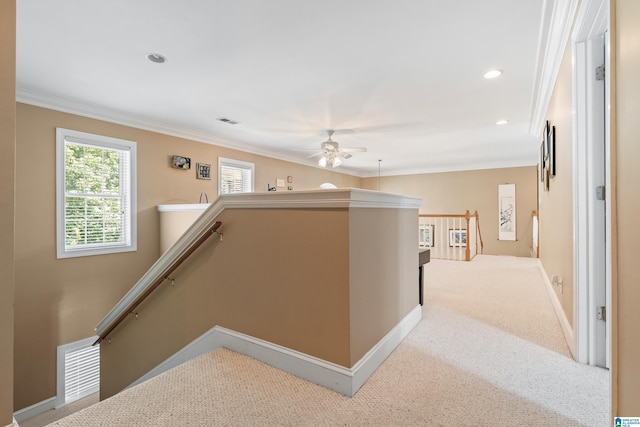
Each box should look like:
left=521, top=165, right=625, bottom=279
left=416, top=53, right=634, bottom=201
left=496, top=119, right=509, bottom=125
left=484, top=69, right=503, bottom=79
left=146, top=53, right=167, bottom=64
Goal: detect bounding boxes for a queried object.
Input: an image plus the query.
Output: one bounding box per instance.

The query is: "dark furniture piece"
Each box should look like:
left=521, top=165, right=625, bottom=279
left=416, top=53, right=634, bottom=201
left=419, top=249, right=431, bottom=306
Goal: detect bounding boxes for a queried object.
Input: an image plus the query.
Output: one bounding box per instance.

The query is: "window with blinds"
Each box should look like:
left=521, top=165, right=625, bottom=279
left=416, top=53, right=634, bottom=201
left=218, top=157, right=255, bottom=194
left=56, top=337, right=100, bottom=407
left=56, top=128, right=137, bottom=258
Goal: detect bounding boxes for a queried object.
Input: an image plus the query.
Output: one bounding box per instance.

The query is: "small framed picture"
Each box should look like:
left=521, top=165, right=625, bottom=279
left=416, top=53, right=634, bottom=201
left=419, top=224, right=434, bottom=248
left=287, top=176, right=293, bottom=183
left=276, top=178, right=285, bottom=187
left=172, top=155, right=191, bottom=170
left=544, top=120, right=551, bottom=157
left=539, top=141, right=545, bottom=182
left=449, top=229, right=467, bottom=247
left=548, top=125, right=556, bottom=177
left=196, top=163, right=211, bottom=180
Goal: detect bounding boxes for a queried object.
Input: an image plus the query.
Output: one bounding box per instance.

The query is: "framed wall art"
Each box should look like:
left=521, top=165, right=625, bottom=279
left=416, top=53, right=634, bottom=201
left=196, top=163, right=211, bottom=180
left=172, top=155, right=191, bottom=170
left=498, top=183, right=516, bottom=241
left=419, top=224, right=434, bottom=248
left=448, top=229, right=467, bottom=247
left=548, top=125, right=556, bottom=177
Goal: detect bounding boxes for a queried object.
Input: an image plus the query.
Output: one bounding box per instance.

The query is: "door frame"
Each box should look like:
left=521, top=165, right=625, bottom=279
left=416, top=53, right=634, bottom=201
left=571, top=0, right=610, bottom=367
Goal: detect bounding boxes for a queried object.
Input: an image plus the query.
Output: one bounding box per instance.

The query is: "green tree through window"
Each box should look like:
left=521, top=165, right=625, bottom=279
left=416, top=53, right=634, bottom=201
left=64, top=143, right=123, bottom=246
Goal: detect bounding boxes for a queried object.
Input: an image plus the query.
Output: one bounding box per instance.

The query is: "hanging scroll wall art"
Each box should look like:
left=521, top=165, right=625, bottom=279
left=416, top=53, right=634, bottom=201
left=498, top=183, right=516, bottom=241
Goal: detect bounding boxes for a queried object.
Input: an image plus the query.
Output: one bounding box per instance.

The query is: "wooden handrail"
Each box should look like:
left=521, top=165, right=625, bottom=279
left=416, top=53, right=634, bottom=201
left=474, top=210, right=484, bottom=253
left=94, top=221, right=222, bottom=345
left=419, top=213, right=468, bottom=218
left=419, top=211, right=483, bottom=260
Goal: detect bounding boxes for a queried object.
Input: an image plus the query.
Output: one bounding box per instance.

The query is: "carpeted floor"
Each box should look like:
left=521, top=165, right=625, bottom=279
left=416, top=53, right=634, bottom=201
left=22, top=255, right=609, bottom=426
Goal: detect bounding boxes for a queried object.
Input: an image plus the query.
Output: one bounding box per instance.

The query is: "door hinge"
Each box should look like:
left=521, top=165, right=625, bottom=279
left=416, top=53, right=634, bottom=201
left=596, top=185, right=606, bottom=201
left=597, top=306, right=606, bottom=322
left=596, top=65, right=605, bottom=81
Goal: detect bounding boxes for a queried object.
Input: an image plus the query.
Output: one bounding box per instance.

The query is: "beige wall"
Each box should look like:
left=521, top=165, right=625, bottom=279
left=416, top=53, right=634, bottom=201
left=101, top=207, right=352, bottom=398
left=613, top=0, right=640, bottom=415
left=101, top=203, right=417, bottom=398
left=13, top=104, right=361, bottom=409
left=349, top=208, right=418, bottom=364
left=0, top=1, right=16, bottom=425
left=538, top=41, right=575, bottom=327
left=362, top=166, right=537, bottom=257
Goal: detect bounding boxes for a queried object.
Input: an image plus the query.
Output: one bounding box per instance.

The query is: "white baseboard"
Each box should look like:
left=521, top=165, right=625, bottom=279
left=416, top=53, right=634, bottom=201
left=537, top=260, right=575, bottom=357
left=13, top=396, right=56, bottom=423
left=131, top=305, right=422, bottom=397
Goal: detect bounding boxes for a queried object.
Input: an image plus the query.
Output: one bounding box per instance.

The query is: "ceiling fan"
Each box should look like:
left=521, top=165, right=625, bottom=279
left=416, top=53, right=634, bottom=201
left=310, top=130, right=367, bottom=168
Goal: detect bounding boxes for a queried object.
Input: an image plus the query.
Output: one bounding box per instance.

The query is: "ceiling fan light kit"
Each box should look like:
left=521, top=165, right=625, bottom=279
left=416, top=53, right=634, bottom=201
left=318, top=153, right=342, bottom=168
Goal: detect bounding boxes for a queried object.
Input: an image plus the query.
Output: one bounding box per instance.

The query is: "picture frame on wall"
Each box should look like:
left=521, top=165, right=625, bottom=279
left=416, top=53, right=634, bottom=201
left=419, top=224, right=434, bottom=248
left=549, top=125, right=556, bottom=177
left=540, top=141, right=545, bottom=182
left=448, top=229, right=467, bottom=247
left=172, top=155, right=191, bottom=170
left=544, top=120, right=551, bottom=157
left=196, top=163, right=211, bottom=180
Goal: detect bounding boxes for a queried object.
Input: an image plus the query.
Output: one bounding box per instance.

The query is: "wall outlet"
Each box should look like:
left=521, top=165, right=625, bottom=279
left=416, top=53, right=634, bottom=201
left=551, top=275, right=558, bottom=285
left=558, top=276, right=563, bottom=293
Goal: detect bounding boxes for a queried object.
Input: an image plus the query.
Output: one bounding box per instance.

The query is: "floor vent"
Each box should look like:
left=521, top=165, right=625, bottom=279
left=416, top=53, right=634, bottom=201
left=57, top=336, right=100, bottom=407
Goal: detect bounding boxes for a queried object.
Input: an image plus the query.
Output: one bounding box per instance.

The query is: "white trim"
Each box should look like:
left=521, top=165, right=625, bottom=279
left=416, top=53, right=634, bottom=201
left=156, top=203, right=210, bottom=213
left=12, top=397, right=56, bottom=423
left=16, top=87, right=370, bottom=177
left=217, top=157, right=255, bottom=195
left=573, top=38, right=590, bottom=364
left=10, top=417, right=18, bottom=427
left=529, top=0, right=581, bottom=136
left=349, top=305, right=422, bottom=395
left=55, top=128, right=137, bottom=259
left=17, top=87, right=539, bottom=179
left=215, top=189, right=422, bottom=211
left=96, top=189, right=421, bottom=337
left=130, top=305, right=421, bottom=397
left=604, top=19, right=612, bottom=375
left=571, top=0, right=609, bottom=367
left=537, top=260, right=575, bottom=357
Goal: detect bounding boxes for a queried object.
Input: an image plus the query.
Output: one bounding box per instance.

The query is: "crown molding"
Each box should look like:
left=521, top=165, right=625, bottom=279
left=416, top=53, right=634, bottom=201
left=17, top=87, right=533, bottom=179
left=572, top=0, right=607, bottom=42
left=529, top=0, right=581, bottom=137
left=16, top=86, right=366, bottom=178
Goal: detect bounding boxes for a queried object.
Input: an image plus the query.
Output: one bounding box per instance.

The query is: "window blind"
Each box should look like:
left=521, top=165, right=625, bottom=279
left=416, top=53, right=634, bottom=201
left=64, top=140, right=131, bottom=249
left=219, top=158, right=254, bottom=194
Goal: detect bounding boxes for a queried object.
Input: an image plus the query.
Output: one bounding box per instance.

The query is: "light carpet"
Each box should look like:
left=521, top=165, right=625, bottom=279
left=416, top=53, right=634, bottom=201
left=28, top=255, right=608, bottom=426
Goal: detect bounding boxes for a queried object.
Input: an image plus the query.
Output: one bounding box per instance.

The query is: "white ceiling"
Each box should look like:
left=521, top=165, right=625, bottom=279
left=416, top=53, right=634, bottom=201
left=16, top=0, right=547, bottom=177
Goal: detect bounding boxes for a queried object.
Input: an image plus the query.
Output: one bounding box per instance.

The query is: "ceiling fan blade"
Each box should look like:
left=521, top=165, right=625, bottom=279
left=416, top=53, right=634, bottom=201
left=307, top=152, right=325, bottom=158
left=331, top=122, right=423, bottom=135
left=340, top=147, right=367, bottom=153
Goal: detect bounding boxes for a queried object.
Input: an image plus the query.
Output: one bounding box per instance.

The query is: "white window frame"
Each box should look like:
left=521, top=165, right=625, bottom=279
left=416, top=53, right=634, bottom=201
left=56, top=128, right=137, bottom=259
left=218, top=157, right=255, bottom=195
left=56, top=336, right=100, bottom=408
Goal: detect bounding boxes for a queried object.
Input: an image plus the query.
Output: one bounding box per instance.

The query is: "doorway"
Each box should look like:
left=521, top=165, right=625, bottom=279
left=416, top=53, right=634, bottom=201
left=573, top=1, right=610, bottom=369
